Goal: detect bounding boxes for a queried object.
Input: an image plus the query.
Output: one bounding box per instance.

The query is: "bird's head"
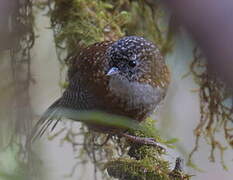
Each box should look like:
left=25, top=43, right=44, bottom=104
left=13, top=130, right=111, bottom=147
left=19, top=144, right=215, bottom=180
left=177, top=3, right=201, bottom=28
left=106, top=36, right=163, bottom=85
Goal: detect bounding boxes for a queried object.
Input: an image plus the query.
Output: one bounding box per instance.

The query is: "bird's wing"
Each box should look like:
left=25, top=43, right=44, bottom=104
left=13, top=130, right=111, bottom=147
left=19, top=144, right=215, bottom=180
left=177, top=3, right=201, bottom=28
left=29, top=73, right=99, bottom=142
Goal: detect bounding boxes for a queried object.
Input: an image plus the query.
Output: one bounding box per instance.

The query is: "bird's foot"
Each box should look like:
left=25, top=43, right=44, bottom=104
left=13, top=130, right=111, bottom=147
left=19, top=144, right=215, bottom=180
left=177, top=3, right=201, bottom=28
left=119, top=132, right=166, bottom=152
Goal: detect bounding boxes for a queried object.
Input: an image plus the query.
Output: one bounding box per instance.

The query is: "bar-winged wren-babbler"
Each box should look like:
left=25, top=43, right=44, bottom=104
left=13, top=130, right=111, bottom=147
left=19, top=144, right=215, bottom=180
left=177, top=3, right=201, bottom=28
left=32, top=36, right=170, bottom=146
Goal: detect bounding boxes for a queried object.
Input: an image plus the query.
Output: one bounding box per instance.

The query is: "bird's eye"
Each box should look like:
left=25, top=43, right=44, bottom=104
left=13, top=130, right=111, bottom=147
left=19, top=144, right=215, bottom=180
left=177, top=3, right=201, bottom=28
left=128, top=60, right=137, bottom=67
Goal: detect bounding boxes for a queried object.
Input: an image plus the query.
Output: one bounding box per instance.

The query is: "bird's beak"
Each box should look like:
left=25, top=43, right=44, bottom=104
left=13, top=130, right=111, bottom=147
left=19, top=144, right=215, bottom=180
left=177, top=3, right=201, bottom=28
left=106, top=67, right=119, bottom=76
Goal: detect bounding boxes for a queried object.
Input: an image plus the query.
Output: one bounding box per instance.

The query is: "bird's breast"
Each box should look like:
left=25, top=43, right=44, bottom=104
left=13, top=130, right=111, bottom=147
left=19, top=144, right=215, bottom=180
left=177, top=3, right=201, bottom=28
left=104, top=76, right=165, bottom=121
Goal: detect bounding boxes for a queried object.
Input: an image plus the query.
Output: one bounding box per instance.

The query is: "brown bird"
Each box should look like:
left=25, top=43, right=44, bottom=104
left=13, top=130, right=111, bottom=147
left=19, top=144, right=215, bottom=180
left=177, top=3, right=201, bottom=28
left=32, top=36, right=170, bottom=146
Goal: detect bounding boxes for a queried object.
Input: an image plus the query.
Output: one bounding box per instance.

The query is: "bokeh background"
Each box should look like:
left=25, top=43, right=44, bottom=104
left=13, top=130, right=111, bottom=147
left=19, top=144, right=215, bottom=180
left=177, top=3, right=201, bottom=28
left=0, top=1, right=233, bottom=180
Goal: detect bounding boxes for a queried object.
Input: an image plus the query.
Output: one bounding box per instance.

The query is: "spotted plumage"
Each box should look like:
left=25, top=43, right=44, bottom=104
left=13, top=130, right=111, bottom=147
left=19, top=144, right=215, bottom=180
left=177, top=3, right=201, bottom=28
left=32, top=36, right=170, bottom=138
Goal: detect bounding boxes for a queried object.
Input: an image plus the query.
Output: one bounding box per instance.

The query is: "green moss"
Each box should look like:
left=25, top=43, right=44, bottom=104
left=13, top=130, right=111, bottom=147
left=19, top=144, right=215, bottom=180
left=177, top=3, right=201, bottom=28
left=103, top=119, right=190, bottom=179
left=50, top=0, right=131, bottom=55
left=106, top=158, right=170, bottom=180
left=46, top=0, right=174, bottom=61
left=129, top=118, right=161, bottom=139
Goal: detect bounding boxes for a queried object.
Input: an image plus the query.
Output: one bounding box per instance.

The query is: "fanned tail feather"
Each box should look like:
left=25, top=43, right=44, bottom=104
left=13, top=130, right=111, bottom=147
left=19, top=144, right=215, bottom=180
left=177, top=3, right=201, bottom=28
left=29, top=99, right=62, bottom=143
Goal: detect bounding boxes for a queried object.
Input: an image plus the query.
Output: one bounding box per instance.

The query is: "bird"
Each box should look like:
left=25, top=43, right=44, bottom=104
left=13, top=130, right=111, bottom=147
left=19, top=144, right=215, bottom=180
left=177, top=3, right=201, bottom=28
left=31, top=36, right=170, bottom=146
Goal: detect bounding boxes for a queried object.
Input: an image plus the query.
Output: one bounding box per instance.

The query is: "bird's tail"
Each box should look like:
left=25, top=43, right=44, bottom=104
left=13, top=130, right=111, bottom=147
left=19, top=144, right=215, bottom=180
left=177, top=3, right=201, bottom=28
left=28, top=98, right=62, bottom=143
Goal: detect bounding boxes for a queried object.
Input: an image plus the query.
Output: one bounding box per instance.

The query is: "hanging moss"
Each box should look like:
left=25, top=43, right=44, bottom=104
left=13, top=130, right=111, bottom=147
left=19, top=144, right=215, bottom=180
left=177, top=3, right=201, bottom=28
left=188, top=47, right=232, bottom=169
left=0, top=0, right=44, bottom=179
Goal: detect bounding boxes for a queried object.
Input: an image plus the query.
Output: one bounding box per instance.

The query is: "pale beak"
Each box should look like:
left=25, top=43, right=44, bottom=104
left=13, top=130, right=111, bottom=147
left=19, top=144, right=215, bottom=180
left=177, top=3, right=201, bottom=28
left=106, top=67, right=119, bottom=76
